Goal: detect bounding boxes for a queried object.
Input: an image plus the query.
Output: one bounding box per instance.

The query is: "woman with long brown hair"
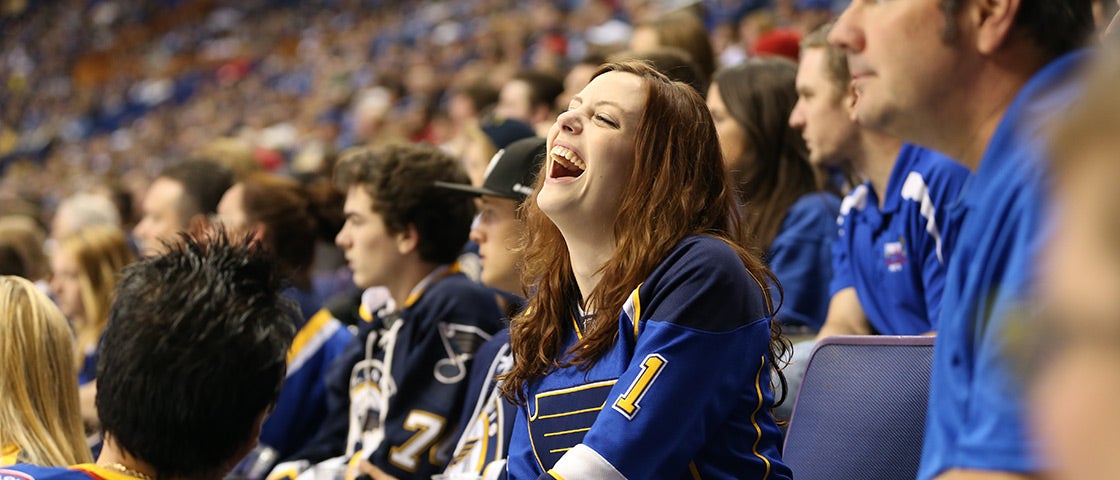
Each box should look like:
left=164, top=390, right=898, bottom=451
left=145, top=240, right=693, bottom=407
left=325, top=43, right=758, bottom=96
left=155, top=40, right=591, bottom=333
left=501, top=61, right=791, bottom=479
left=709, top=57, right=842, bottom=332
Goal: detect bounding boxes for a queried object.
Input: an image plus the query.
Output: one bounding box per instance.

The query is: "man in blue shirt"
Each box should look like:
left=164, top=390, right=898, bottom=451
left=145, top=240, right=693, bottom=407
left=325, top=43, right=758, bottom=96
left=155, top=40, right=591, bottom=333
left=791, top=23, right=970, bottom=339
left=778, top=22, right=969, bottom=422
left=829, top=1, right=1094, bottom=479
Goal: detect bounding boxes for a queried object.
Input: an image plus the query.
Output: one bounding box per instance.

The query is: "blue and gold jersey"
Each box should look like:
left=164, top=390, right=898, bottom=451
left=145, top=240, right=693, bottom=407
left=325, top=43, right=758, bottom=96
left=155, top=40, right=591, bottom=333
left=507, top=235, right=791, bottom=480
left=831, top=143, right=969, bottom=334
left=0, top=464, right=141, bottom=480
left=442, top=329, right=516, bottom=480
left=278, top=265, right=505, bottom=480
left=259, top=309, right=355, bottom=458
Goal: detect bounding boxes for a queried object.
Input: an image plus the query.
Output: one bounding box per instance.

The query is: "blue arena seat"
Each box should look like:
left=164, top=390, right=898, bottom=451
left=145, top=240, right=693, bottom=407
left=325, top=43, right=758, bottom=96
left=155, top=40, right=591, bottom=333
left=782, top=335, right=935, bottom=480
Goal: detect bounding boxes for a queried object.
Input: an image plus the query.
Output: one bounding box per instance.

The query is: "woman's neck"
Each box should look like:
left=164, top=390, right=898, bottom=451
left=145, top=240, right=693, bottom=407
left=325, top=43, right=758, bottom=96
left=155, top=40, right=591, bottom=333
left=563, top=235, right=615, bottom=310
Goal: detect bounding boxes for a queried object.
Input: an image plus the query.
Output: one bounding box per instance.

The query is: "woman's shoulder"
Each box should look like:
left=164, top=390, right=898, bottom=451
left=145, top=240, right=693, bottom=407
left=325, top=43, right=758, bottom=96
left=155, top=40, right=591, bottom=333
left=640, top=235, right=771, bottom=331
left=664, top=235, right=742, bottom=267
left=652, top=235, right=756, bottom=290
left=789, top=192, right=841, bottom=218
left=776, top=192, right=841, bottom=241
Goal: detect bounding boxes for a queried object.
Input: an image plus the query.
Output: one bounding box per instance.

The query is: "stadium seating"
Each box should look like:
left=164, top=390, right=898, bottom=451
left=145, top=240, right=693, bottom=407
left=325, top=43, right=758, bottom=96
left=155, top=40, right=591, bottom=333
left=783, top=335, right=935, bottom=480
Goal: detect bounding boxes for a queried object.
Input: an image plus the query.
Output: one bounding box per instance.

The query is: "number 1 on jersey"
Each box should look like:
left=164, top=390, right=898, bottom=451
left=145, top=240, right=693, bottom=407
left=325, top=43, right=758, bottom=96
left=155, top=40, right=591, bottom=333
left=613, top=353, right=667, bottom=420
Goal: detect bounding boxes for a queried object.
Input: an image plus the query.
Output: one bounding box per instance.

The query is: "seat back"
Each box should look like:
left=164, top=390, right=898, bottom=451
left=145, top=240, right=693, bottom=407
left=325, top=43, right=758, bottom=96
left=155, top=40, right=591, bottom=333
left=782, top=335, right=935, bottom=480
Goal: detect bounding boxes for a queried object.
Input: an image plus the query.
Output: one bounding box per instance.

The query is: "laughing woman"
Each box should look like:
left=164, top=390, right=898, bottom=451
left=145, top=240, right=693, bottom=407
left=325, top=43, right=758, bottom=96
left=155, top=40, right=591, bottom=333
left=502, top=62, right=792, bottom=480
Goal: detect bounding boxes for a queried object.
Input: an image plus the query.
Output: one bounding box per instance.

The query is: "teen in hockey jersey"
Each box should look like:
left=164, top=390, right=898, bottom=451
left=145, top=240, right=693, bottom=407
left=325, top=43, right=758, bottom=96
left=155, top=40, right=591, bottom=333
left=269, top=143, right=504, bottom=480
left=501, top=62, right=792, bottom=480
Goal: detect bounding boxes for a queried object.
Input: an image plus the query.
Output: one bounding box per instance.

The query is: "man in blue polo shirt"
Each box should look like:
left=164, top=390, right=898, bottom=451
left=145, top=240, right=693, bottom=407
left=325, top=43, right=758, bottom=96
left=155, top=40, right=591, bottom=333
left=791, top=23, right=969, bottom=339
left=829, top=1, right=1094, bottom=479
left=778, top=23, right=969, bottom=422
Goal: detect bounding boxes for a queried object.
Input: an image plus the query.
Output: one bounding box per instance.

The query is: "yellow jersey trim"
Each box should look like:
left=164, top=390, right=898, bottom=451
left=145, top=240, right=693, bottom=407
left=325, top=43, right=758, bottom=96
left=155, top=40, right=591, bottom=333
left=0, top=444, right=19, bottom=467
left=543, top=427, right=591, bottom=438
left=689, top=461, right=702, bottom=479
left=288, top=309, right=334, bottom=365
left=629, top=283, right=643, bottom=341
left=749, top=355, right=772, bottom=479
left=529, top=379, right=617, bottom=421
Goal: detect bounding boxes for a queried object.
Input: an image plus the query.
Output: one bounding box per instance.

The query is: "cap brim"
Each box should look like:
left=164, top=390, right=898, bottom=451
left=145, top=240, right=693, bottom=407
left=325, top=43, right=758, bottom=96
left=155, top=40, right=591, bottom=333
left=432, top=180, right=520, bottom=200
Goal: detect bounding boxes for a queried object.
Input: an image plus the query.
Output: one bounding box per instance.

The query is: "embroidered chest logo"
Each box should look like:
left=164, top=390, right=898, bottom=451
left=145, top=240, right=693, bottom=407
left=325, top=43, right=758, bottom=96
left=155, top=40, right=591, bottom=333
left=884, top=237, right=907, bottom=272
left=528, top=380, right=617, bottom=470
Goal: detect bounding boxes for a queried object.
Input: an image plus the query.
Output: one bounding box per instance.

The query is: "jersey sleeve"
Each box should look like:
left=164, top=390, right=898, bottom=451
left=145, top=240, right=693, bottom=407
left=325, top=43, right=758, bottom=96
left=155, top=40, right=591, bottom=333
left=261, top=311, right=355, bottom=459
left=280, top=314, right=372, bottom=466
left=549, top=238, right=787, bottom=479
left=363, top=284, right=504, bottom=479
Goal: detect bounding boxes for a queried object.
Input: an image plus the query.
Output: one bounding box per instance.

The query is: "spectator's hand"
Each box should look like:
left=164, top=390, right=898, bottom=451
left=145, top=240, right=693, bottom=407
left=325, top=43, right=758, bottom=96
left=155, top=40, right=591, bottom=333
left=348, top=458, right=399, bottom=480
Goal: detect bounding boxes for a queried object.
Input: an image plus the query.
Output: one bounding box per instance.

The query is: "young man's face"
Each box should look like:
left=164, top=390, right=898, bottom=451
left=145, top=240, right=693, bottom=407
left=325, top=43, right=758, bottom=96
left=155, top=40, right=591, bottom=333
left=790, top=47, right=861, bottom=167
left=133, top=177, right=187, bottom=257
left=469, top=196, right=523, bottom=295
left=336, top=186, right=405, bottom=289
left=828, top=0, right=967, bottom=139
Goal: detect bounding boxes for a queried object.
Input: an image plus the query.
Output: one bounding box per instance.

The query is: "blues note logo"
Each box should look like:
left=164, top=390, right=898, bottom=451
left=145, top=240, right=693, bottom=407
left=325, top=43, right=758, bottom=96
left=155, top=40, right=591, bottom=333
left=884, top=238, right=907, bottom=272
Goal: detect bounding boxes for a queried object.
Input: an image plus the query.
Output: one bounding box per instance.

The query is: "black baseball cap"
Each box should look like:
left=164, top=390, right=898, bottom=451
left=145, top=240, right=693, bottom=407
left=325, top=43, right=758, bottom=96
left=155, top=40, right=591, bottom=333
left=436, top=136, right=547, bottom=203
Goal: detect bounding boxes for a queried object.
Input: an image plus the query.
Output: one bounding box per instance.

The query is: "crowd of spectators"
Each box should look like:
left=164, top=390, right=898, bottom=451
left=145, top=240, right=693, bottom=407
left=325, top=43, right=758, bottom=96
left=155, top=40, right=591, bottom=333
left=0, top=0, right=826, bottom=227
left=4, top=0, right=1120, bottom=479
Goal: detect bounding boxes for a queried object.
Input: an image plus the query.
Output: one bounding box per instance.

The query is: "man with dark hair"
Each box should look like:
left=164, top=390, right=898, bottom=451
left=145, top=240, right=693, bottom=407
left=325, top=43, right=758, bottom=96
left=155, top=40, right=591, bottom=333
left=791, top=23, right=970, bottom=338
left=269, top=142, right=503, bottom=480
left=495, top=69, right=564, bottom=134
left=775, top=23, right=969, bottom=421
left=133, top=158, right=234, bottom=257
left=829, top=1, right=1094, bottom=479
left=0, top=232, right=296, bottom=480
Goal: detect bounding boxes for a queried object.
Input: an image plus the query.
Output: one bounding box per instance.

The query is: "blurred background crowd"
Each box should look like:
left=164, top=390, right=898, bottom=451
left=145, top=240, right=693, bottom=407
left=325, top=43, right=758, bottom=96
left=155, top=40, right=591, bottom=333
left=0, top=0, right=846, bottom=227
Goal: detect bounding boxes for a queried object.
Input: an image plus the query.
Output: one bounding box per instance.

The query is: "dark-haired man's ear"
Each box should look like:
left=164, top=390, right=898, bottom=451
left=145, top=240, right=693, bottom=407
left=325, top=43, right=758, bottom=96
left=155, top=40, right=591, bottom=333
left=845, top=83, right=859, bottom=113
left=395, top=224, right=420, bottom=255
left=973, top=0, right=1021, bottom=55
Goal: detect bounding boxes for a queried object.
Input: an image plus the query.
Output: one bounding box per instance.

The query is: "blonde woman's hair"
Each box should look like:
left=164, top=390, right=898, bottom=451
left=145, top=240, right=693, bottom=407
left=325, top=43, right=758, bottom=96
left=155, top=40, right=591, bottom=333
left=56, top=225, right=134, bottom=370
left=0, top=275, right=92, bottom=466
